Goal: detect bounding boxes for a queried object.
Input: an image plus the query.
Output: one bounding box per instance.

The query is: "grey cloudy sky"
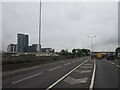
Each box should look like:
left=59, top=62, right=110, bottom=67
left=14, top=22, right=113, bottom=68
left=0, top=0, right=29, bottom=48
left=2, top=2, right=118, bottom=52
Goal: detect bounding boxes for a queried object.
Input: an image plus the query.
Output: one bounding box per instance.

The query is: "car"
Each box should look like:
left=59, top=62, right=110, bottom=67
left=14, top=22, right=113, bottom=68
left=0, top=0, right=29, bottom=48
left=106, top=53, right=115, bottom=60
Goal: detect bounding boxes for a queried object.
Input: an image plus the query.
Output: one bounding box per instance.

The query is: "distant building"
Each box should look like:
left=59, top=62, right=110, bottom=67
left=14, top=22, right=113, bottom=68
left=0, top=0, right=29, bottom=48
left=26, top=44, right=41, bottom=52
left=116, top=47, right=120, bottom=58
left=41, top=48, right=54, bottom=53
left=17, top=33, right=28, bottom=52
left=32, top=44, right=41, bottom=52
left=7, top=44, right=17, bottom=53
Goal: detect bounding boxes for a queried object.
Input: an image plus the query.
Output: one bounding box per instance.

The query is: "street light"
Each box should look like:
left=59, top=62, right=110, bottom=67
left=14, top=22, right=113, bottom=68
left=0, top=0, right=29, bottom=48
left=39, top=0, right=42, bottom=55
left=88, top=36, right=96, bottom=53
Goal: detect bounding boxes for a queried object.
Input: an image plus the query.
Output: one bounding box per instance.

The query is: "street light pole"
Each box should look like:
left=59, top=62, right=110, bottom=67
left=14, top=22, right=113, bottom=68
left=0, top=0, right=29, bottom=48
left=88, top=36, right=96, bottom=54
left=91, top=37, right=93, bottom=52
left=39, top=0, right=42, bottom=55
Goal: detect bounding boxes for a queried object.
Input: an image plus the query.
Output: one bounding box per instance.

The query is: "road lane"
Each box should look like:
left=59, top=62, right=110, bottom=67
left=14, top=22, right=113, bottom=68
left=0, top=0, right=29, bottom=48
left=106, top=59, right=120, bottom=68
left=3, top=57, right=88, bottom=88
left=52, top=60, right=94, bottom=88
left=46, top=60, right=87, bottom=89
left=3, top=57, right=119, bottom=89
left=94, top=58, right=118, bottom=88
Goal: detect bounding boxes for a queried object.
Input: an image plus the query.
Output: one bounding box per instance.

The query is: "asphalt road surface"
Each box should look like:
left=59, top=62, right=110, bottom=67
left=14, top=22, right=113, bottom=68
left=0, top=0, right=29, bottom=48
left=94, top=58, right=119, bottom=88
left=2, top=57, right=119, bottom=89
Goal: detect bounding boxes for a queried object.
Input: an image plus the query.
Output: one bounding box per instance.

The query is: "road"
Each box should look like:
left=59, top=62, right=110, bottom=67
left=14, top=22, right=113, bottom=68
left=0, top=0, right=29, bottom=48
left=94, top=58, right=119, bottom=88
left=2, top=57, right=119, bottom=89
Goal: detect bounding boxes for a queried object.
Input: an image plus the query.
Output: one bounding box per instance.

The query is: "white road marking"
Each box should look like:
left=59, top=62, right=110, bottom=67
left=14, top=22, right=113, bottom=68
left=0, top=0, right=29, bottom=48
left=81, top=66, right=93, bottom=68
left=107, top=60, right=111, bottom=63
left=46, top=60, right=87, bottom=90
left=116, top=65, right=120, bottom=68
left=64, top=77, right=88, bottom=84
left=65, top=63, right=71, bottom=66
left=84, top=64, right=93, bottom=66
left=64, top=64, right=67, bottom=66
left=49, top=66, right=62, bottom=71
left=75, top=70, right=91, bottom=74
left=11, top=72, right=43, bottom=84
left=49, top=67, right=58, bottom=71
left=89, top=59, right=96, bottom=90
left=110, top=62, right=115, bottom=65
left=107, top=60, right=120, bottom=68
left=72, top=61, right=75, bottom=63
left=116, top=65, right=119, bottom=67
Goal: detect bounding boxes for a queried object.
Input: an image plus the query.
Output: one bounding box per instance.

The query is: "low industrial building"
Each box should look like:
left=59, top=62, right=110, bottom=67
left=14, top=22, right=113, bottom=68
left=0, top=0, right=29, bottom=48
left=41, top=48, right=55, bottom=53
left=26, top=44, right=41, bottom=52
left=7, top=44, right=17, bottom=53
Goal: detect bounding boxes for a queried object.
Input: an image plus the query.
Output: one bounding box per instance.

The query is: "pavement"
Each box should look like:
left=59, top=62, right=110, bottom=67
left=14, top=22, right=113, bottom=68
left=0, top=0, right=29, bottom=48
left=2, top=57, right=120, bottom=89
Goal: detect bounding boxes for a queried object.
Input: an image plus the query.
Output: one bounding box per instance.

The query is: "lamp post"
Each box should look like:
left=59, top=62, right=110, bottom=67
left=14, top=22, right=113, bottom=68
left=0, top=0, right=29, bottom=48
left=88, top=36, right=96, bottom=55
left=39, top=0, right=42, bottom=55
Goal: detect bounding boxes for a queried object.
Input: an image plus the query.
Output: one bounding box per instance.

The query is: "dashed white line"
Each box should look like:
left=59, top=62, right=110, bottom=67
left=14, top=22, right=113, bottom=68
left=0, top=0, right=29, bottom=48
left=46, top=60, right=87, bottom=90
left=72, top=61, right=75, bottom=63
left=89, top=59, right=96, bottom=90
left=49, top=67, right=58, bottom=71
left=11, top=72, right=43, bottom=84
left=116, top=65, right=119, bottom=67
left=111, top=62, right=115, bottom=65
left=107, top=60, right=120, bottom=68
left=49, top=66, right=62, bottom=71
left=64, top=64, right=67, bottom=66
left=64, top=63, right=71, bottom=66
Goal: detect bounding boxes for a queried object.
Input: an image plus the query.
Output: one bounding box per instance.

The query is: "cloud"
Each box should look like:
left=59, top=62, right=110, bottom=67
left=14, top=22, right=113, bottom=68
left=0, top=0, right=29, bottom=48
left=2, top=2, right=118, bottom=52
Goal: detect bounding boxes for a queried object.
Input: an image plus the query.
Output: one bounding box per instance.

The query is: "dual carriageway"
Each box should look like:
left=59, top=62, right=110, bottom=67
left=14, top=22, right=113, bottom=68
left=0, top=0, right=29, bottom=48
left=2, top=56, right=120, bottom=89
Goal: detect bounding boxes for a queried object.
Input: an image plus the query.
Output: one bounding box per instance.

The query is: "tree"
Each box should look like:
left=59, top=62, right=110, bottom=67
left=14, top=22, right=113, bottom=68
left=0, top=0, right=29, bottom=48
left=72, top=49, right=77, bottom=55
left=60, top=49, right=70, bottom=55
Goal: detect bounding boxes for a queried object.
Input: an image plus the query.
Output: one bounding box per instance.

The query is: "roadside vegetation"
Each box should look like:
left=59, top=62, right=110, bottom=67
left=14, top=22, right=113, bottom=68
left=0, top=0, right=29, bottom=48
left=59, top=48, right=90, bottom=57
left=2, top=48, right=90, bottom=65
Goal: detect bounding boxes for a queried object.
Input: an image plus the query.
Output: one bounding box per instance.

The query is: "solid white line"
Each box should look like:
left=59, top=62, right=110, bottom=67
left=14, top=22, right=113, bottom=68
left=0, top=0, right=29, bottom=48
left=46, top=60, right=87, bottom=90
left=11, top=72, right=43, bottom=84
left=89, top=59, right=96, bottom=90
